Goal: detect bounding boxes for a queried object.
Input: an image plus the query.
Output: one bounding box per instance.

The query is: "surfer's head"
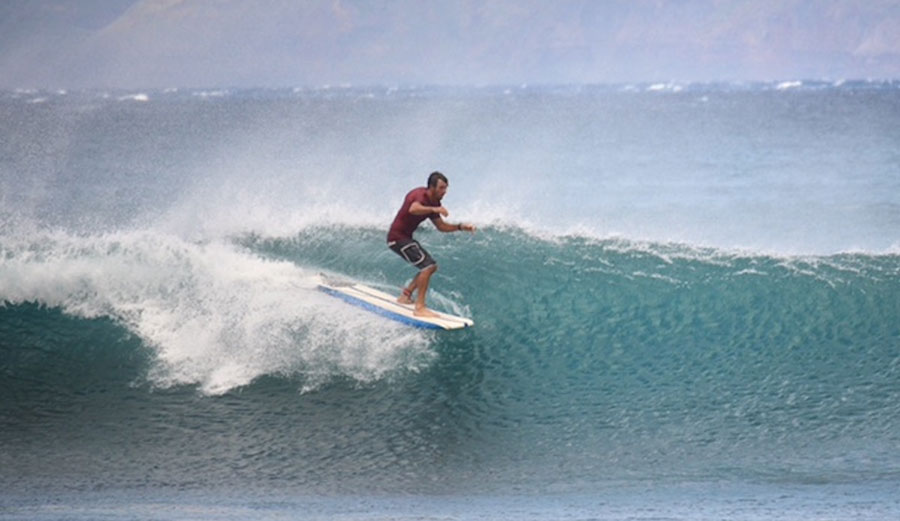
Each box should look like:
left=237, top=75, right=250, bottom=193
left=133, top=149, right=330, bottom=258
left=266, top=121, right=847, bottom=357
left=427, top=171, right=447, bottom=189
left=427, top=171, right=448, bottom=201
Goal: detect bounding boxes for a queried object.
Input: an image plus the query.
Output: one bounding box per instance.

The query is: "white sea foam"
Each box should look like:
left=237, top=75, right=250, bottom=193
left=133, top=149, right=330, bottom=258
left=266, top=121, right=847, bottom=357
left=776, top=80, right=803, bottom=90
left=119, top=93, right=149, bottom=102
left=647, top=83, right=683, bottom=92
left=0, top=229, right=433, bottom=394
left=192, top=90, right=229, bottom=98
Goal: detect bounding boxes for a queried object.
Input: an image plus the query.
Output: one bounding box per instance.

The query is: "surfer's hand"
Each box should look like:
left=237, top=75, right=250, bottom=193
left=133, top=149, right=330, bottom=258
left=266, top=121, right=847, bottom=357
left=460, top=223, right=476, bottom=233
left=436, top=206, right=449, bottom=217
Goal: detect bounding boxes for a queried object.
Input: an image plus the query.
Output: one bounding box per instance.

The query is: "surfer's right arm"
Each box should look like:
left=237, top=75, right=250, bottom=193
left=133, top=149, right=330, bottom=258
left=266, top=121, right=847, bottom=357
left=409, top=201, right=449, bottom=217
left=432, top=217, right=476, bottom=233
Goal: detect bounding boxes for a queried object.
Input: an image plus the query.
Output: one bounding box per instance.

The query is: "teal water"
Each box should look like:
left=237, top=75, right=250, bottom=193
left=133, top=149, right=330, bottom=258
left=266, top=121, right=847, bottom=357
left=3, top=228, right=899, bottom=497
left=2, top=84, right=900, bottom=518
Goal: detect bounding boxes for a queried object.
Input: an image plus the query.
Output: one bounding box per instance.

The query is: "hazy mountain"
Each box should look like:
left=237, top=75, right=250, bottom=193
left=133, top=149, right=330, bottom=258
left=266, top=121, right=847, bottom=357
left=2, top=0, right=899, bottom=88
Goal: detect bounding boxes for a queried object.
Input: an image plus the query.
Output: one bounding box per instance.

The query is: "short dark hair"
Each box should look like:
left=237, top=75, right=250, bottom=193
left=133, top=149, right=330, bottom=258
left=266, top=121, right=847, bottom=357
left=427, top=171, right=448, bottom=188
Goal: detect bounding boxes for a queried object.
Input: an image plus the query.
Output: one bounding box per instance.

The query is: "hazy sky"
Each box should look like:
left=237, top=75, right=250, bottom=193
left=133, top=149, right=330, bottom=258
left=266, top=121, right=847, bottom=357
left=2, top=0, right=900, bottom=89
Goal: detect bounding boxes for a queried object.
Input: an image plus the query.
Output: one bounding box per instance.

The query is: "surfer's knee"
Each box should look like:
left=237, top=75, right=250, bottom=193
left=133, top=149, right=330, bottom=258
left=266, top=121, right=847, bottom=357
left=422, top=263, right=437, bottom=275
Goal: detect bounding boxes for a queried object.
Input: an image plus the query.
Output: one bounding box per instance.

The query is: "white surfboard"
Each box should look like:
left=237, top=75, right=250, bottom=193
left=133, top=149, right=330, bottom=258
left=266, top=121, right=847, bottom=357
left=316, top=275, right=474, bottom=330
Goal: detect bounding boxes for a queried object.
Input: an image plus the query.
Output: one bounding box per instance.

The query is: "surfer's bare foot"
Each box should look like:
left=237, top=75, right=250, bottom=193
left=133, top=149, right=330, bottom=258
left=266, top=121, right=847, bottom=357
left=414, top=307, right=439, bottom=318
left=398, top=288, right=414, bottom=305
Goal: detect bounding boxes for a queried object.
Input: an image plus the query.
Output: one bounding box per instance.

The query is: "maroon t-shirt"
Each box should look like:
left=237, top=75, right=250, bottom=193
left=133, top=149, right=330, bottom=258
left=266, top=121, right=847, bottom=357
left=387, top=187, right=440, bottom=242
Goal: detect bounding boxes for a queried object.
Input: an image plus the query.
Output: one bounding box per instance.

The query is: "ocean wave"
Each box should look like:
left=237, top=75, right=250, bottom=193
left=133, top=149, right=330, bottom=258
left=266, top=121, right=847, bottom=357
left=2, top=224, right=898, bottom=490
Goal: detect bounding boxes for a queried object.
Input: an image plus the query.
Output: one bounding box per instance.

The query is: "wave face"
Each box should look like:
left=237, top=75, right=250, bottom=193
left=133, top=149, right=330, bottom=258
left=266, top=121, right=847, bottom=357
left=1, top=85, right=900, bottom=496
left=2, top=226, right=899, bottom=494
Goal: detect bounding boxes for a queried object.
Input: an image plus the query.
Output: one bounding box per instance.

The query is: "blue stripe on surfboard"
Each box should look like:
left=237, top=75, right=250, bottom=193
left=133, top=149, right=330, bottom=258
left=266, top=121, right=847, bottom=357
left=317, top=285, right=446, bottom=330
left=347, top=284, right=472, bottom=327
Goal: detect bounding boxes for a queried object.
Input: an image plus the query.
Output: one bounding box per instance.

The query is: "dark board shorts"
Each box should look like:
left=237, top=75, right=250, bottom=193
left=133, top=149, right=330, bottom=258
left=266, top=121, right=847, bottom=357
left=387, top=239, right=436, bottom=270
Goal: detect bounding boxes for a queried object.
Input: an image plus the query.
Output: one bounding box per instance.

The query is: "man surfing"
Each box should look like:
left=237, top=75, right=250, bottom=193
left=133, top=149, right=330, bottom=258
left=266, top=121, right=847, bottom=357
left=388, top=171, right=475, bottom=317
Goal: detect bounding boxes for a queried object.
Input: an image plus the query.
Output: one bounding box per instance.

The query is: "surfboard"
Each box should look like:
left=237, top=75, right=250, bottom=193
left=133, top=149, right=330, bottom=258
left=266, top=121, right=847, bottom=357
left=316, top=275, right=474, bottom=330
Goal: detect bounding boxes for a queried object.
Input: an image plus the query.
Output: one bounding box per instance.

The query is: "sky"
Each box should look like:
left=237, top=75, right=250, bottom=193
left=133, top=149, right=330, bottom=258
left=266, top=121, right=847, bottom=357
left=1, top=0, right=900, bottom=89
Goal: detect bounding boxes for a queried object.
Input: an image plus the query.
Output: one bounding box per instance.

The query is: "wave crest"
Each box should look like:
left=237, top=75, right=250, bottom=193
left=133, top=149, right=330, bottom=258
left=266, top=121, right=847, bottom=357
left=0, top=229, right=433, bottom=394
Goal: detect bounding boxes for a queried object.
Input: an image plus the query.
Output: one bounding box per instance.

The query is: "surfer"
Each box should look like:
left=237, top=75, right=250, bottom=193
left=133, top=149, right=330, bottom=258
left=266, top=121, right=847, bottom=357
left=388, top=171, right=475, bottom=317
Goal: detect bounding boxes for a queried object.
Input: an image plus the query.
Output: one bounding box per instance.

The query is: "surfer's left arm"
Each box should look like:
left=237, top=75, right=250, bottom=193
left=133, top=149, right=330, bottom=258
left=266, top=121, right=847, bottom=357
left=433, top=217, right=476, bottom=233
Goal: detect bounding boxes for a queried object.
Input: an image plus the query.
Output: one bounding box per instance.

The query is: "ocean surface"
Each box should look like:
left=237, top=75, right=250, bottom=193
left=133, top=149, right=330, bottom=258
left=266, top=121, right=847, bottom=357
left=1, top=82, right=899, bottom=519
